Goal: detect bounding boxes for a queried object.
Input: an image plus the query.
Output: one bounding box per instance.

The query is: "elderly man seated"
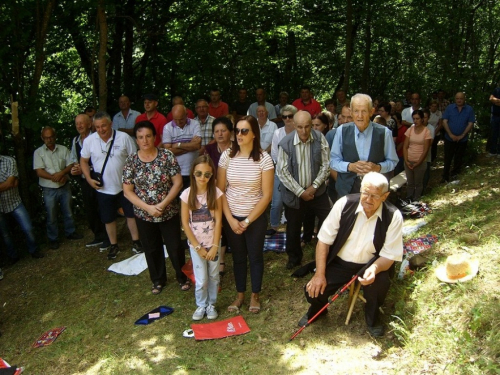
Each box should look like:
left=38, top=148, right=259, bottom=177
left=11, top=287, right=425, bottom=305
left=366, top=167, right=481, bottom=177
left=298, top=172, right=403, bottom=337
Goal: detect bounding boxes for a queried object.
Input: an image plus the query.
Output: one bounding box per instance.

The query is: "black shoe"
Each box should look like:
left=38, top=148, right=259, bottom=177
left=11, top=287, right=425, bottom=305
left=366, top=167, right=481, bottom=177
left=86, top=238, right=104, bottom=248
left=132, top=240, right=144, bottom=254
left=367, top=325, right=384, bottom=337
left=66, top=232, right=83, bottom=240
left=440, top=178, right=448, bottom=184
left=31, top=250, right=45, bottom=259
left=107, top=244, right=120, bottom=260
left=286, top=260, right=301, bottom=270
left=265, top=228, right=277, bottom=238
left=48, top=241, right=60, bottom=250
left=298, top=310, right=327, bottom=327
left=100, top=241, right=111, bottom=252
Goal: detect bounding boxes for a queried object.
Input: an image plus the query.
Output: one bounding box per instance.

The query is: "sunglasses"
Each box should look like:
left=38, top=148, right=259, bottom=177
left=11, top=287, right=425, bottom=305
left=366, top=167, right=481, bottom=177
left=235, top=128, right=250, bottom=135
left=282, top=114, right=294, bottom=119
left=194, top=171, right=213, bottom=178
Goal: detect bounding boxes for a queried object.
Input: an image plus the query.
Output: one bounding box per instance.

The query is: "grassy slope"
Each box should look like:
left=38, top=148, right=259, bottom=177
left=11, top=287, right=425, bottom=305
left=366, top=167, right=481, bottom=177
left=0, top=155, right=499, bottom=374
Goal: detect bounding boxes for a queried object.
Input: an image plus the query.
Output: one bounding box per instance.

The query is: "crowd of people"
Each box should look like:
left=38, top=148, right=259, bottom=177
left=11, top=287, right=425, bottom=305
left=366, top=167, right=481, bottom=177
left=0, top=85, right=481, bottom=336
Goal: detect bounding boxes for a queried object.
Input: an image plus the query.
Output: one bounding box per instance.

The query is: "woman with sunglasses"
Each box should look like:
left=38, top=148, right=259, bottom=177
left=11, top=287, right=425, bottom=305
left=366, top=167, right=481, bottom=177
left=403, top=110, right=432, bottom=201
left=217, top=115, right=274, bottom=313
left=123, top=121, right=190, bottom=295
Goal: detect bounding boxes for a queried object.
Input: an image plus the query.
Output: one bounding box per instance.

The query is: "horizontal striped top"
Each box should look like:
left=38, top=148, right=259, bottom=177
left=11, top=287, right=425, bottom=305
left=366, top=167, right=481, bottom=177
left=219, top=149, right=274, bottom=217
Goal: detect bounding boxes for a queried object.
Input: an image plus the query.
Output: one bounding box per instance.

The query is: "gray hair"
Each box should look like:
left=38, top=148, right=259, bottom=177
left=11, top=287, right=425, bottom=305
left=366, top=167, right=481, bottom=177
left=279, top=91, right=289, bottom=98
left=350, top=93, right=373, bottom=112
left=361, top=172, right=389, bottom=193
left=280, top=104, right=298, bottom=115
left=93, top=111, right=112, bottom=123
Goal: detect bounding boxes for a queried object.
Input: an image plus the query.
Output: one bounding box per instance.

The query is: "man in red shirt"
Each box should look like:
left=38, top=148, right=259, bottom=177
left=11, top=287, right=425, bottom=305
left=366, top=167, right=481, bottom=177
left=292, top=86, right=322, bottom=117
left=135, top=93, right=167, bottom=146
left=208, top=88, right=229, bottom=118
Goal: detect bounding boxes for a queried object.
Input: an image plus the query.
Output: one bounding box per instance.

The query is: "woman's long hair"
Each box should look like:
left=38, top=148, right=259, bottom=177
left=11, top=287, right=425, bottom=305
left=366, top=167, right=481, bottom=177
left=229, top=115, right=262, bottom=161
left=188, top=155, right=217, bottom=211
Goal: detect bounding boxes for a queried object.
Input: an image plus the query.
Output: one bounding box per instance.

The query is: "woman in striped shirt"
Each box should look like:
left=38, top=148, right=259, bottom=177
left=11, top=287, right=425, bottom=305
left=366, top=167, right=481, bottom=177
left=217, top=115, right=274, bottom=314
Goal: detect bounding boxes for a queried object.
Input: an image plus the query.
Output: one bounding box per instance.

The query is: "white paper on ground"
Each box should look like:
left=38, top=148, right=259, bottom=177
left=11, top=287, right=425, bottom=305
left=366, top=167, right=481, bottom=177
left=107, top=247, right=169, bottom=276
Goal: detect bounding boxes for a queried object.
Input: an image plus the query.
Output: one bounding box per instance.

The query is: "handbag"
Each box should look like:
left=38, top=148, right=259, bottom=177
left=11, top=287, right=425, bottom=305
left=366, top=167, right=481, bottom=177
left=91, top=130, right=116, bottom=187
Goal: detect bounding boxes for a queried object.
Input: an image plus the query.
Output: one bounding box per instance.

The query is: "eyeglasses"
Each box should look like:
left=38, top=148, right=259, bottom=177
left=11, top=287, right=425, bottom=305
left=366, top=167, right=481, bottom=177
left=194, top=171, right=213, bottom=178
left=235, top=128, right=250, bottom=135
left=282, top=114, right=294, bottom=119
left=361, top=191, right=382, bottom=200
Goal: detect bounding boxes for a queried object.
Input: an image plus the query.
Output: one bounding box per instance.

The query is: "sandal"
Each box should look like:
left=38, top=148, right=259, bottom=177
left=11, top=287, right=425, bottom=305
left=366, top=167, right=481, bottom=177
left=151, top=283, right=163, bottom=295
left=219, top=262, right=226, bottom=277
left=249, top=294, right=261, bottom=314
left=180, top=280, right=191, bottom=291
left=227, top=298, right=244, bottom=312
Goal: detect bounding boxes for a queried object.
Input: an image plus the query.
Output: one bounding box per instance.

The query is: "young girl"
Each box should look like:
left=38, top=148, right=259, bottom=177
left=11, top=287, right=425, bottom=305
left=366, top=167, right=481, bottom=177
left=180, top=155, right=223, bottom=321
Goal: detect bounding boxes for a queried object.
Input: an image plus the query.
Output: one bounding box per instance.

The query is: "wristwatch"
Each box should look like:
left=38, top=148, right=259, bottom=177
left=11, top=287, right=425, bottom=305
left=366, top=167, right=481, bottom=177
left=312, top=182, right=319, bottom=189
left=177, top=142, right=181, bottom=148
left=244, top=218, right=251, bottom=225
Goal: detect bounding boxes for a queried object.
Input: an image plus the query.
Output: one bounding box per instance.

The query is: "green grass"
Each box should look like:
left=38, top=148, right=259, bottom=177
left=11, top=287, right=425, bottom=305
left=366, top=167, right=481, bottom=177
left=1, top=151, right=499, bottom=374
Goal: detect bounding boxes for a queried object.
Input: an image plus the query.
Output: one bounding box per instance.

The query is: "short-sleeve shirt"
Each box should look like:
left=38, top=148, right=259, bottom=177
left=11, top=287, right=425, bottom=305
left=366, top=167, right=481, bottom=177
left=442, top=103, right=475, bottom=142
left=209, top=102, right=229, bottom=118
left=33, top=144, right=72, bottom=188
left=162, top=119, right=201, bottom=176
left=247, top=102, right=277, bottom=119
left=80, top=131, right=137, bottom=194
left=405, top=125, right=432, bottom=163
left=218, top=150, right=274, bottom=217
left=112, top=110, right=140, bottom=131
left=292, top=98, right=322, bottom=117
left=0, top=156, right=22, bottom=213
left=180, top=187, right=223, bottom=248
left=135, top=111, right=168, bottom=147
left=122, top=148, right=181, bottom=222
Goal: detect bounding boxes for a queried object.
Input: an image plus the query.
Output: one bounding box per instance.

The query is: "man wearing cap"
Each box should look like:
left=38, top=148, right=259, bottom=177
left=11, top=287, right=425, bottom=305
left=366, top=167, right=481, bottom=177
left=135, top=93, right=167, bottom=146
left=163, top=104, right=201, bottom=188
left=298, top=172, right=403, bottom=337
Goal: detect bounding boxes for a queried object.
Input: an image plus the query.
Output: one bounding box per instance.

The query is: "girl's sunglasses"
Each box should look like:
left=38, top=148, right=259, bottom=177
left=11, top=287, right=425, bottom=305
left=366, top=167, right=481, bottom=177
left=194, top=171, right=213, bottom=178
left=235, top=128, right=250, bottom=135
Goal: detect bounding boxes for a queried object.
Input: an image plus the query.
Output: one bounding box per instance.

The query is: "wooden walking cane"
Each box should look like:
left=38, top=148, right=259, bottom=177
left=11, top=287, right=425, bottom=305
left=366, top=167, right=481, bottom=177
left=289, top=255, right=378, bottom=342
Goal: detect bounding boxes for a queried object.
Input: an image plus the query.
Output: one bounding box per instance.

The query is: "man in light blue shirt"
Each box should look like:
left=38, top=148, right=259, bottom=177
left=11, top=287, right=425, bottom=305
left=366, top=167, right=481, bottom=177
left=330, top=94, right=398, bottom=198
left=112, top=95, right=140, bottom=136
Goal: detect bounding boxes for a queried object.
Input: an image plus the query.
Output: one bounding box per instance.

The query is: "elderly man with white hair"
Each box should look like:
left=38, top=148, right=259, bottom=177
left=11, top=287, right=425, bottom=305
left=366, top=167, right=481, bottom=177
left=330, top=93, right=398, bottom=199
left=298, top=172, right=403, bottom=337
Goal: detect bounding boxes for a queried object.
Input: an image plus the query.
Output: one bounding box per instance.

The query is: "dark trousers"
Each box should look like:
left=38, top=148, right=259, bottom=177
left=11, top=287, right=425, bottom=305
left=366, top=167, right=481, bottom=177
left=223, top=213, right=267, bottom=293
left=489, top=115, right=500, bottom=154
left=304, top=257, right=392, bottom=327
left=78, top=178, right=107, bottom=242
left=443, top=139, right=468, bottom=181
left=135, top=215, right=187, bottom=285
left=284, top=192, right=331, bottom=265
left=431, top=135, right=440, bottom=162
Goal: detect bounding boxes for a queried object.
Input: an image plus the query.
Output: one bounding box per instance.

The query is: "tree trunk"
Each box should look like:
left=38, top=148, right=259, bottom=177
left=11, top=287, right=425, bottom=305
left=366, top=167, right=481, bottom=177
left=343, top=0, right=354, bottom=94
left=97, top=0, right=108, bottom=111
left=361, top=3, right=372, bottom=93
left=123, top=0, right=136, bottom=100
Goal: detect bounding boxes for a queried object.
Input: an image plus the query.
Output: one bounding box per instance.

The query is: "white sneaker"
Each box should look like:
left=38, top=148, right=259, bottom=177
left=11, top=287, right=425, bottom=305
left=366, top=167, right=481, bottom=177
left=206, top=305, right=218, bottom=320
left=192, top=306, right=206, bottom=321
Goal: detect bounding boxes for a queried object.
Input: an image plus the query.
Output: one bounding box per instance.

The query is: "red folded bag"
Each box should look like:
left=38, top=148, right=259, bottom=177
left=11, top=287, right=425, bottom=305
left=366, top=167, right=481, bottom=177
left=191, top=315, right=250, bottom=341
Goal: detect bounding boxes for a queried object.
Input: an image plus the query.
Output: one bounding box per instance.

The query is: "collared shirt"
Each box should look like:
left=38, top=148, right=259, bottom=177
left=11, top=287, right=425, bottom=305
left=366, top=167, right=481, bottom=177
left=208, top=101, right=229, bottom=118
left=247, top=102, right=277, bottom=119
left=317, top=196, right=403, bottom=264
left=292, top=98, right=322, bottom=117
left=259, top=120, right=278, bottom=150
left=401, top=106, right=422, bottom=124
left=442, top=103, right=475, bottom=142
left=0, top=156, right=22, bottom=213
left=135, top=111, right=168, bottom=147
left=80, top=131, right=137, bottom=194
left=112, top=109, right=140, bottom=131
left=277, top=131, right=330, bottom=198
left=162, top=119, right=201, bottom=176
left=195, top=115, right=215, bottom=146
left=33, top=144, right=72, bottom=189
left=271, top=127, right=288, bottom=162
left=70, top=132, right=93, bottom=179
left=330, top=122, right=398, bottom=174
left=165, top=108, right=195, bottom=124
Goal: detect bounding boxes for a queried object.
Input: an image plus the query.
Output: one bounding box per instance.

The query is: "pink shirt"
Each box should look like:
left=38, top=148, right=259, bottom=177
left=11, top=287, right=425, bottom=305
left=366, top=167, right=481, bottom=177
left=405, top=125, right=432, bottom=162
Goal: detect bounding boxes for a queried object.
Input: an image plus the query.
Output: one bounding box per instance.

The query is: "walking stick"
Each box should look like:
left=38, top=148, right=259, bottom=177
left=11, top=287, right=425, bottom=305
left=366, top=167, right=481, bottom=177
left=289, top=256, right=378, bottom=342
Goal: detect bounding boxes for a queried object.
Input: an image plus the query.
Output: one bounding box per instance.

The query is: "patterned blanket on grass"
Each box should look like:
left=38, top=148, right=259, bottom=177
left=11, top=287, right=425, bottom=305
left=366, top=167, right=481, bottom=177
left=403, top=234, right=438, bottom=255
left=263, top=232, right=286, bottom=253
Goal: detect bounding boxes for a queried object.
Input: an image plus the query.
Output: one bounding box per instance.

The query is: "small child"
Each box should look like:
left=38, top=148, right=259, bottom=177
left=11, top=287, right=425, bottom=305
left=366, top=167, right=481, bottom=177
left=180, top=155, right=223, bottom=321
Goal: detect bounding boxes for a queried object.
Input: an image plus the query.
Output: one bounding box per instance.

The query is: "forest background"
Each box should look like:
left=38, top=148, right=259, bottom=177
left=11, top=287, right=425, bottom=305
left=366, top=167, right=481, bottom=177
left=1, top=0, right=500, bottom=216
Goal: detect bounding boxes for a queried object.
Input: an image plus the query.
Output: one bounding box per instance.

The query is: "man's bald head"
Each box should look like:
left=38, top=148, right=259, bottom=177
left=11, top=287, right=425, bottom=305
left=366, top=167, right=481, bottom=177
left=172, top=104, right=188, bottom=127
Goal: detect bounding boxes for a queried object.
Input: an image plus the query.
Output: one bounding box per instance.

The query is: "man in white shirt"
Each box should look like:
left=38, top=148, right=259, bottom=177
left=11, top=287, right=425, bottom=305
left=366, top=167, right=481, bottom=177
left=401, top=92, right=422, bottom=127
left=80, top=111, right=142, bottom=259
left=298, top=172, right=403, bottom=337
left=256, top=105, right=277, bottom=153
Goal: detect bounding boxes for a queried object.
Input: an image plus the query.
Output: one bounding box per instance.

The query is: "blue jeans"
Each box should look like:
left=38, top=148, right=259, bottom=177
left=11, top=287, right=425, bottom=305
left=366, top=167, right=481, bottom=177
left=490, top=115, right=500, bottom=154
left=0, top=203, right=38, bottom=258
left=270, top=174, right=283, bottom=228
left=42, top=184, right=76, bottom=241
